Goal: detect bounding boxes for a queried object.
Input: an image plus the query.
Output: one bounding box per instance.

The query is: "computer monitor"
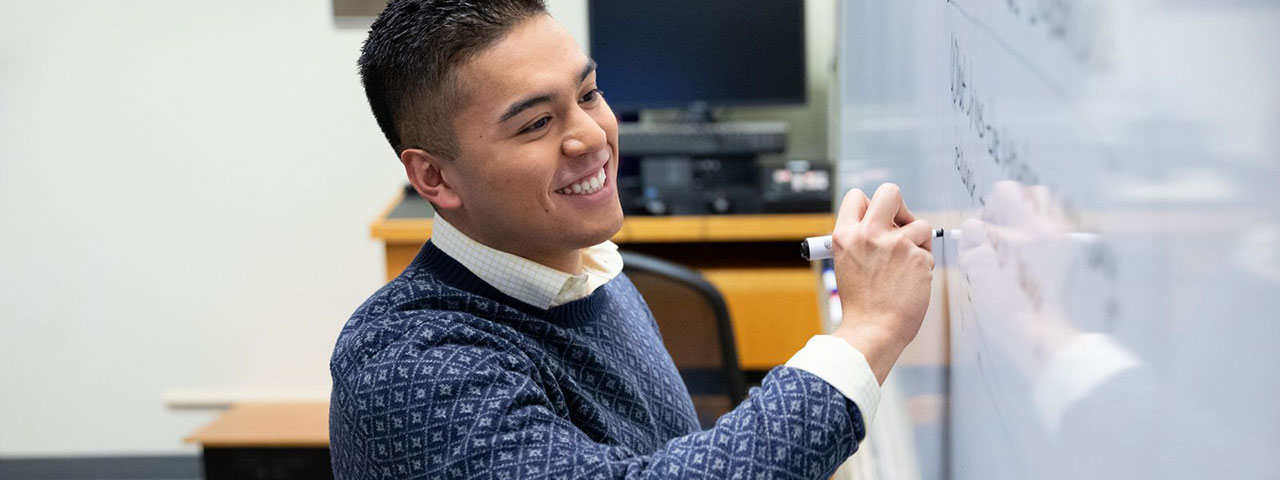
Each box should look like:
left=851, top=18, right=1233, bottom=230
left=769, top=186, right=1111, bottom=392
left=587, top=0, right=807, bottom=116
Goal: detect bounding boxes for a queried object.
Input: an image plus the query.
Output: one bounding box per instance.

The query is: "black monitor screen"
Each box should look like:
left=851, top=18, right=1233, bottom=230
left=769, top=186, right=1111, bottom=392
left=588, top=0, right=806, bottom=113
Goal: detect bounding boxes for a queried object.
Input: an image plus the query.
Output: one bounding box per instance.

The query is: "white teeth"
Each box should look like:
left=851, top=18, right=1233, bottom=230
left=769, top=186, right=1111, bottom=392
left=558, top=167, right=607, bottom=195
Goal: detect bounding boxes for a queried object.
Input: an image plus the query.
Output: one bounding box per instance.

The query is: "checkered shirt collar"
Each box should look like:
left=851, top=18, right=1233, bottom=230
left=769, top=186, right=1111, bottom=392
left=430, top=215, right=623, bottom=309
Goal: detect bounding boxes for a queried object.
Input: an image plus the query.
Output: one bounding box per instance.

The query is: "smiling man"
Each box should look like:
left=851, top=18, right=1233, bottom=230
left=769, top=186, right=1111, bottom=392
left=329, top=1, right=936, bottom=479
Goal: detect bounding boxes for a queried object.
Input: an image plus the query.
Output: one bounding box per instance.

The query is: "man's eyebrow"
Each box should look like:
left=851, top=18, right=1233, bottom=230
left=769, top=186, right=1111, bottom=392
left=498, top=93, right=554, bottom=124
left=580, top=59, right=597, bottom=83
left=496, top=59, right=599, bottom=124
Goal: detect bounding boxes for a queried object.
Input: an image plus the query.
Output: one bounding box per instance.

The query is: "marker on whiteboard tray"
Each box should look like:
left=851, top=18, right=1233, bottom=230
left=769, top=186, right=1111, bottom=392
left=800, top=228, right=946, bottom=261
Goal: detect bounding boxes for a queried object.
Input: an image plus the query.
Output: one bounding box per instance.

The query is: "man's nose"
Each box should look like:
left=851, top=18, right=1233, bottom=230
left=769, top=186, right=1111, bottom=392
left=561, top=107, right=608, bottom=158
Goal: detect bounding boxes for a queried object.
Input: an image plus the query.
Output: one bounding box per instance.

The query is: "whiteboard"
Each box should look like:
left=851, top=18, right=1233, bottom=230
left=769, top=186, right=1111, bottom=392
left=836, top=1, right=1280, bottom=479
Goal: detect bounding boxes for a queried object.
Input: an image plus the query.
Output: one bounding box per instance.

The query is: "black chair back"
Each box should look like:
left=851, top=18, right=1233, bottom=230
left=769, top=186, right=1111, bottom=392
left=620, top=251, right=748, bottom=428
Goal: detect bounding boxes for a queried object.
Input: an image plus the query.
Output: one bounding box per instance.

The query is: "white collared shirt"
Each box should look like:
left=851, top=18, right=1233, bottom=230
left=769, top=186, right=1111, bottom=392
left=431, top=215, right=881, bottom=426
left=431, top=215, right=623, bottom=309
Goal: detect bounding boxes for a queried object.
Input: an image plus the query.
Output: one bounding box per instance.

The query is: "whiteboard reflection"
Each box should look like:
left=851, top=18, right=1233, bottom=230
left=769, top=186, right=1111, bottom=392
left=837, top=1, right=1280, bottom=477
left=955, top=180, right=1141, bottom=432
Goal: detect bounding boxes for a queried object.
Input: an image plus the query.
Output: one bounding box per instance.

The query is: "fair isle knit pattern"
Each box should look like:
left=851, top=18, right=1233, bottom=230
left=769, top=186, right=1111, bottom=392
left=329, top=242, right=867, bottom=479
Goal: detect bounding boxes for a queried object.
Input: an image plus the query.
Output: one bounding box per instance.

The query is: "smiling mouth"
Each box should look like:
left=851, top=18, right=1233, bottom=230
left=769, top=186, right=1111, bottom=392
left=556, top=167, right=607, bottom=195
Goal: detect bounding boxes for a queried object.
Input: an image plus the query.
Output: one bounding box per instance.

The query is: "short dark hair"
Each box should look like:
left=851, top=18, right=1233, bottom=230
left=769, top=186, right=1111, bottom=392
left=358, top=0, right=548, bottom=158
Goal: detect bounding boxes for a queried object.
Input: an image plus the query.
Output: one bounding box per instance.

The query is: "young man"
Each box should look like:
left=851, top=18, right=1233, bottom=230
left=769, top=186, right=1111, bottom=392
left=329, top=1, right=936, bottom=478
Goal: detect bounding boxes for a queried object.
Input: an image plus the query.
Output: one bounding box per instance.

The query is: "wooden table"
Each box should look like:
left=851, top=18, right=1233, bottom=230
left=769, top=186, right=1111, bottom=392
left=372, top=193, right=835, bottom=370
left=185, top=402, right=331, bottom=480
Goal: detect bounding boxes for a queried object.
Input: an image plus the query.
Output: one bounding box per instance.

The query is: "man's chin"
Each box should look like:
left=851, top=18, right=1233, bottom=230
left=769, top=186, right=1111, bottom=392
left=582, top=202, right=625, bottom=244
left=590, top=210, right=625, bottom=243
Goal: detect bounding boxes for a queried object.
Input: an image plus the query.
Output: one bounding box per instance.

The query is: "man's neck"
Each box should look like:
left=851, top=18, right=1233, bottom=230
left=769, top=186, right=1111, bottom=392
left=440, top=213, right=584, bottom=274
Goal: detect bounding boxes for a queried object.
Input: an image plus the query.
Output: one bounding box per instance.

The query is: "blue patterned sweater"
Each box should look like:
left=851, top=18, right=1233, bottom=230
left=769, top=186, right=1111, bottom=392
left=329, top=242, right=866, bottom=479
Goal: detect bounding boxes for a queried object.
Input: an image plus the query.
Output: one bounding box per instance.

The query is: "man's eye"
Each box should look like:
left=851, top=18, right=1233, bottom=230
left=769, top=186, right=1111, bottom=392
left=521, top=116, right=551, bottom=134
left=580, top=89, right=603, bottom=103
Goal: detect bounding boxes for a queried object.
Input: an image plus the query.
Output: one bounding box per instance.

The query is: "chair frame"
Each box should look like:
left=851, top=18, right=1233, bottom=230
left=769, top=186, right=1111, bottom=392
left=620, top=251, right=749, bottom=404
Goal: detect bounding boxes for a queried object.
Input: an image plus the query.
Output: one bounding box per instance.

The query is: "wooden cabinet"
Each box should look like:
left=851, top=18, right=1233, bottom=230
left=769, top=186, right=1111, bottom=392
left=185, top=403, right=331, bottom=480
left=371, top=195, right=834, bottom=371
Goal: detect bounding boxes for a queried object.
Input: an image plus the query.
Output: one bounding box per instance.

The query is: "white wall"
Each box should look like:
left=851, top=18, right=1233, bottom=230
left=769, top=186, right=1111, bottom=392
left=0, top=0, right=403, bottom=456
left=0, top=0, right=830, bottom=457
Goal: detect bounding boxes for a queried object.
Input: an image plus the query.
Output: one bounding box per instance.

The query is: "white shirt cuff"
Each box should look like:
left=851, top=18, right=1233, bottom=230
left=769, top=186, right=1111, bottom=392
left=785, top=334, right=882, bottom=428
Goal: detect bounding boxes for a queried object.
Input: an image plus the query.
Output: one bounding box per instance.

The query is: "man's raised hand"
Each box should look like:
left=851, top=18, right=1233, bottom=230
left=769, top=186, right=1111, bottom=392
left=830, top=183, right=935, bottom=384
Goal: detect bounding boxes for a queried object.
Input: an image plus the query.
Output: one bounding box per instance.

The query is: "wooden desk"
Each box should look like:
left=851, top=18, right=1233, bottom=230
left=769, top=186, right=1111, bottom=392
left=185, top=402, right=331, bottom=480
left=372, top=194, right=834, bottom=370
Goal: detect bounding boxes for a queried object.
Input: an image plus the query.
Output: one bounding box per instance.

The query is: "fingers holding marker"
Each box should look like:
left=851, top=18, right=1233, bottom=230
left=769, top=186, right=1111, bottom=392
left=864, top=183, right=904, bottom=228
left=915, top=243, right=937, bottom=271
left=900, top=216, right=935, bottom=272
left=835, top=188, right=871, bottom=233
left=868, top=183, right=931, bottom=254
left=900, top=219, right=936, bottom=252
left=893, top=190, right=916, bottom=227
left=813, top=184, right=938, bottom=261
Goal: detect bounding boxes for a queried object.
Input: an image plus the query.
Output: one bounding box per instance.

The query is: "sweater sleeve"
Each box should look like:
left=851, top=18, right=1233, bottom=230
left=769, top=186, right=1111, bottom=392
left=330, top=341, right=868, bottom=480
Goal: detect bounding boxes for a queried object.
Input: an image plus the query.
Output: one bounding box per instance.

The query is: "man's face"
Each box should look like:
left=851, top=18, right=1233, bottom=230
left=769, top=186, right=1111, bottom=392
left=442, top=15, right=622, bottom=272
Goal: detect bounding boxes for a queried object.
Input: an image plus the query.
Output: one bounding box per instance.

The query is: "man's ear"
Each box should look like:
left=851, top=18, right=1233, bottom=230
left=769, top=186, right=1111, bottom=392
left=401, top=148, right=462, bottom=210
